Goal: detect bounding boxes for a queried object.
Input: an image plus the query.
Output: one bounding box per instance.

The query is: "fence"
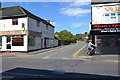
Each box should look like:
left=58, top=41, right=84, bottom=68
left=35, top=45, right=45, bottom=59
left=58, top=40, right=71, bottom=46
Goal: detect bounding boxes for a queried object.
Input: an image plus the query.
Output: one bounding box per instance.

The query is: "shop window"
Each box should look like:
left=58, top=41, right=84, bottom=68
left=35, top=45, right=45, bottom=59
left=28, top=36, right=35, bottom=46
left=12, top=18, right=18, bottom=25
left=12, top=36, right=24, bottom=46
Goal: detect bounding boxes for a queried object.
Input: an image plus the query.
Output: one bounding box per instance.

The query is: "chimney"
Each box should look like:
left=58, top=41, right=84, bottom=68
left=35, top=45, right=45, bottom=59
left=46, top=20, right=50, bottom=23
left=0, top=2, right=1, bottom=10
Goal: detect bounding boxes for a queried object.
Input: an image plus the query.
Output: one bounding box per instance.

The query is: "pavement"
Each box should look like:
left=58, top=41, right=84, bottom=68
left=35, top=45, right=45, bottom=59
left=0, top=41, right=120, bottom=79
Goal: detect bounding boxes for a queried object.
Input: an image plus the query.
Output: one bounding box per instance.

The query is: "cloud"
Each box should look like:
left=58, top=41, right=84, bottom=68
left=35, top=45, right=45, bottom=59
left=71, top=22, right=84, bottom=28
left=59, top=0, right=91, bottom=17
left=60, top=8, right=90, bottom=17
left=69, top=0, right=90, bottom=7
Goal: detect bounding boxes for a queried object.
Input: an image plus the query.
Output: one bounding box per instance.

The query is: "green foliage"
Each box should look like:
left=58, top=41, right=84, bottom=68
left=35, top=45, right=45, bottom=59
left=71, top=37, right=77, bottom=43
left=55, top=32, right=60, bottom=35
left=84, top=32, right=88, bottom=34
left=79, top=37, right=82, bottom=40
left=55, top=30, right=76, bottom=43
left=86, top=33, right=91, bottom=43
left=76, top=34, right=80, bottom=37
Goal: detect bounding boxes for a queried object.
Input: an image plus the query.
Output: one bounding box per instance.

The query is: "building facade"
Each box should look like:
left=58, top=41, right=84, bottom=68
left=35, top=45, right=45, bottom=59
left=91, top=1, right=120, bottom=54
left=0, top=6, right=58, bottom=52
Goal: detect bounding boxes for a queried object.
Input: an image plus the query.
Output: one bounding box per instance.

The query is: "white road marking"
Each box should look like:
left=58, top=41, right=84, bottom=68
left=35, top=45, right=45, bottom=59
left=42, top=53, right=58, bottom=59
left=3, top=72, right=45, bottom=77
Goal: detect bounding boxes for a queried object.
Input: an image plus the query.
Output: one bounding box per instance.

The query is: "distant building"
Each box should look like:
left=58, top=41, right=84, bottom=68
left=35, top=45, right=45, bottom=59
left=0, top=6, right=58, bottom=52
left=91, top=0, right=120, bottom=54
left=76, top=34, right=88, bottom=40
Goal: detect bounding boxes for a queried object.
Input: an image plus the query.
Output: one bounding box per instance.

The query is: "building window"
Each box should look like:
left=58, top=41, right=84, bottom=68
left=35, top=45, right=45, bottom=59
left=12, top=18, right=18, bottom=25
left=28, top=36, right=35, bottom=46
left=12, top=35, right=24, bottom=46
left=111, top=13, right=116, bottom=22
left=37, top=21, right=40, bottom=27
left=104, top=13, right=118, bottom=23
left=46, top=25, right=48, bottom=30
left=22, top=23, right=25, bottom=28
left=0, top=36, right=2, bottom=46
left=118, top=12, right=120, bottom=22
left=111, top=17, right=116, bottom=22
left=105, top=14, right=110, bottom=22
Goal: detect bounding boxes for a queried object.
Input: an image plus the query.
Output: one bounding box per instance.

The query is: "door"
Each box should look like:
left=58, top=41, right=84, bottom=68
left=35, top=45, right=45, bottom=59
left=44, top=38, right=47, bottom=48
left=6, top=36, right=11, bottom=50
left=41, top=38, right=43, bottom=48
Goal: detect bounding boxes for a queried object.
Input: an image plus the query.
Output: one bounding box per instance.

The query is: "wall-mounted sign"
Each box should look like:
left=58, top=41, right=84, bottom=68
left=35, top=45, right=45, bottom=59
left=0, top=30, right=26, bottom=35
left=29, top=31, right=42, bottom=37
left=91, top=24, right=120, bottom=29
left=12, top=38, right=23, bottom=42
left=101, top=29, right=120, bottom=33
left=105, top=7, right=120, bottom=12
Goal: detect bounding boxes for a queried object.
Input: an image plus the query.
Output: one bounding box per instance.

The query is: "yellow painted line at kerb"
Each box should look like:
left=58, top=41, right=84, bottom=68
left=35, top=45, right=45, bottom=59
left=36, top=45, right=70, bottom=55
left=79, top=58, right=120, bottom=63
left=72, top=44, right=87, bottom=58
left=3, top=45, right=72, bottom=58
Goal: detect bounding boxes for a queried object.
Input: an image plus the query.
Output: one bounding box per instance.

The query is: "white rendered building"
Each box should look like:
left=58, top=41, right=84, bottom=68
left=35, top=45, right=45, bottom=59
left=91, top=0, right=120, bottom=54
left=0, top=6, right=58, bottom=52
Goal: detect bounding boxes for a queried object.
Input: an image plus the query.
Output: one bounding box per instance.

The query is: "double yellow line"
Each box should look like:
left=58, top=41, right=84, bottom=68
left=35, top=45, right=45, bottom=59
left=72, top=44, right=120, bottom=63
left=72, top=44, right=87, bottom=58
left=3, top=45, right=71, bottom=58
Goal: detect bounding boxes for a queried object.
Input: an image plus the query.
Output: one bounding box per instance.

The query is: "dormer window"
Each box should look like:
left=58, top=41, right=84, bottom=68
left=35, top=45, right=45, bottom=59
left=12, top=18, right=18, bottom=25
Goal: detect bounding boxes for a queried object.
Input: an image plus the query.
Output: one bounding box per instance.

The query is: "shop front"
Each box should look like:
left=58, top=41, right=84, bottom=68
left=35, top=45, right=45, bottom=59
left=0, top=30, right=27, bottom=52
left=91, top=24, right=120, bottom=54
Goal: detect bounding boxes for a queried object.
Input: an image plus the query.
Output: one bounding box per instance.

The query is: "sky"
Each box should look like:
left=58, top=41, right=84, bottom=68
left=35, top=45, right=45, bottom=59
left=1, top=1, right=91, bottom=35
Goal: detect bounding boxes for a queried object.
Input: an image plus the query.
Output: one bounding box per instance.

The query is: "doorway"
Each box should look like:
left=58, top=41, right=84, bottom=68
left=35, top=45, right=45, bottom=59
left=6, top=36, right=11, bottom=50
left=41, top=38, right=43, bottom=48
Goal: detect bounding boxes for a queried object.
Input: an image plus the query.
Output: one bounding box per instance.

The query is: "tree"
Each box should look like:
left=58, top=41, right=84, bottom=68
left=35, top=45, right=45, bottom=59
left=55, top=32, right=60, bottom=35
left=55, top=30, right=76, bottom=43
left=84, top=32, right=88, bottom=34
left=76, top=34, right=80, bottom=37
left=86, top=33, right=91, bottom=43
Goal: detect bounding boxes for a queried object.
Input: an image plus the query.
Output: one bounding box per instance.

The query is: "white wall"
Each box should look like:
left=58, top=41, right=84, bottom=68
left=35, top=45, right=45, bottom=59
left=54, top=39, right=58, bottom=47
left=0, top=17, right=28, bottom=31
left=0, top=17, right=28, bottom=51
left=92, top=3, right=120, bottom=25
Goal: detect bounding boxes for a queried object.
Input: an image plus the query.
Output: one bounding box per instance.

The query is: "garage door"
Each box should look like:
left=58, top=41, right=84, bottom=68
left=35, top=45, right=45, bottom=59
left=95, top=35, right=119, bottom=54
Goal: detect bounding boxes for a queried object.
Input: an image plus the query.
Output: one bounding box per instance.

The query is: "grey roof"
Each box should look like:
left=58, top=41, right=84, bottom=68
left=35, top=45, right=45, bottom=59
left=91, top=0, right=120, bottom=4
left=0, top=6, right=54, bottom=28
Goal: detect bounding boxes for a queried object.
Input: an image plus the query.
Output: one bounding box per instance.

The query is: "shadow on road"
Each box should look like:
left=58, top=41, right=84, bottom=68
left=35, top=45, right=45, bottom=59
left=1, top=67, right=120, bottom=80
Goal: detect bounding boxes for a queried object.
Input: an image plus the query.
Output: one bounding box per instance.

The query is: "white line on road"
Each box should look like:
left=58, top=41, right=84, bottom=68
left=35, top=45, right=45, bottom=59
left=42, top=53, right=55, bottom=59
left=3, top=72, right=45, bottom=77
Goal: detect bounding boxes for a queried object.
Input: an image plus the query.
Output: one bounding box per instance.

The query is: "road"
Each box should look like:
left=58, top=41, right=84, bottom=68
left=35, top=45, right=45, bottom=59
left=0, top=41, right=119, bottom=79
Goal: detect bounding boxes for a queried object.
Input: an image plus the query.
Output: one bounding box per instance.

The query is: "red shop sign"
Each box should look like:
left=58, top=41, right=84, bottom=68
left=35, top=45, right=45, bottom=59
left=12, top=38, right=23, bottom=42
